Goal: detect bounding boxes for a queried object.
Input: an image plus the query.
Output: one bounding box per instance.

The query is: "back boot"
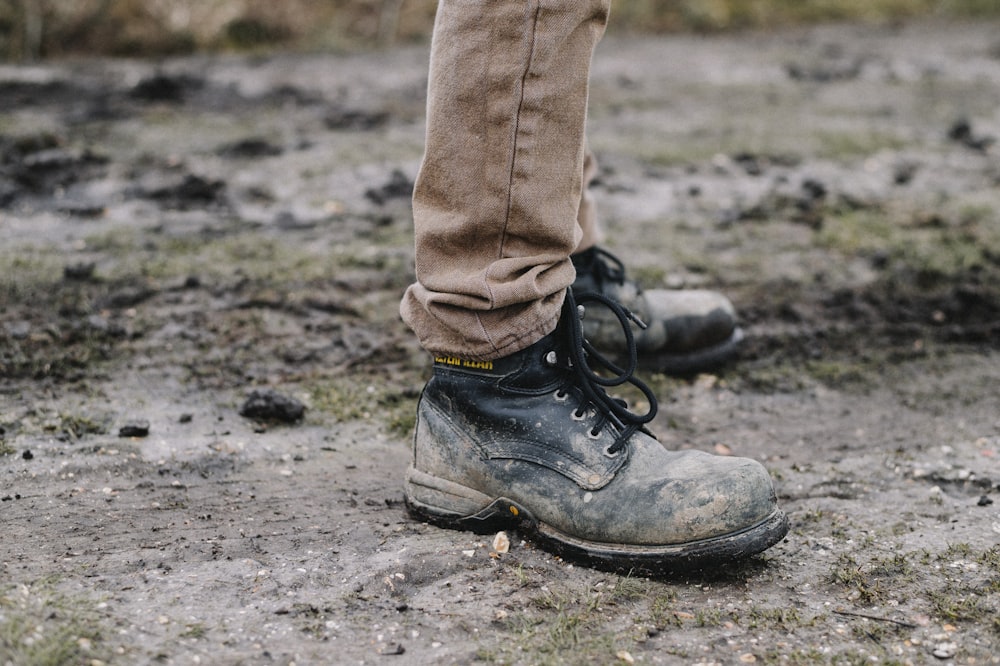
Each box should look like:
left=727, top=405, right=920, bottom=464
left=572, top=246, right=743, bottom=375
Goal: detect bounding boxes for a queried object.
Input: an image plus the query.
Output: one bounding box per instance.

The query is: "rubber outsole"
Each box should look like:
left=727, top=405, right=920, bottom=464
left=405, top=488, right=789, bottom=575
left=648, top=326, right=745, bottom=376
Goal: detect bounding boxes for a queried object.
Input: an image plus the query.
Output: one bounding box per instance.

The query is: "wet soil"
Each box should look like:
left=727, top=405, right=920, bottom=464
left=2, top=19, right=999, bottom=666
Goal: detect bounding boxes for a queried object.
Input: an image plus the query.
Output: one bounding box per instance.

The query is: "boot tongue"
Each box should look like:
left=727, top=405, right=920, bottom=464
left=570, top=247, right=601, bottom=294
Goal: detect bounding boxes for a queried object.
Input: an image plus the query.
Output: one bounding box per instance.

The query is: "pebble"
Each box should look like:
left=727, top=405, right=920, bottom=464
left=932, top=642, right=957, bottom=659
left=492, top=531, right=510, bottom=554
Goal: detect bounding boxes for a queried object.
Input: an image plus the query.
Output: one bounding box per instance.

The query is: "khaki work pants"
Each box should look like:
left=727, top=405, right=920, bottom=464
left=399, top=0, right=610, bottom=361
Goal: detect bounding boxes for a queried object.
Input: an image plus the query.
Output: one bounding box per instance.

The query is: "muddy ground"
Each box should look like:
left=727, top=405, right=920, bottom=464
left=2, top=18, right=1000, bottom=666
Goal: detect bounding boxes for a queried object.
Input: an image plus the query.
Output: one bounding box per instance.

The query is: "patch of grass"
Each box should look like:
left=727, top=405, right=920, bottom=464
left=694, top=607, right=728, bottom=627
left=49, top=413, right=112, bottom=440
left=0, top=582, right=115, bottom=666
left=179, top=623, right=208, bottom=639
left=608, top=575, right=649, bottom=604
left=817, top=129, right=907, bottom=159
left=0, top=248, right=66, bottom=307
left=758, top=647, right=830, bottom=665
left=928, top=589, right=987, bottom=622
left=629, top=265, right=669, bottom=289
left=612, top=0, right=1000, bottom=33
left=829, top=551, right=915, bottom=606
left=818, top=206, right=1000, bottom=280
left=803, top=359, right=871, bottom=388
left=745, top=606, right=808, bottom=631
left=645, top=590, right=683, bottom=629
left=309, top=380, right=418, bottom=437
left=828, top=543, right=1000, bottom=636
left=487, top=581, right=649, bottom=665
left=733, top=369, right=799, bottom=393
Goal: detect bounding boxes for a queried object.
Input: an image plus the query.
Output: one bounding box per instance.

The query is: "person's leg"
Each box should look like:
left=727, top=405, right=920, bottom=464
left=402, top=0, right=788, bottom=572
left=572, top=146, right=744, bottom=374
left=400, top=0, right=608, bottom=361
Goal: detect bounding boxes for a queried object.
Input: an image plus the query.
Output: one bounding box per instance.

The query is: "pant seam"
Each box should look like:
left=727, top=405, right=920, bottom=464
left=480, top=0, right=543, bottom=354
left=494, top=1, right=542, bottom=285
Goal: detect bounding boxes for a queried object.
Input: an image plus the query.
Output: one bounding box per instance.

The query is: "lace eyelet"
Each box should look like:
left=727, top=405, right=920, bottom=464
left=553, top=390, right=568, bottom=402
left=604, top=445, right=622, bottom=458
left=587, top=427, right=602, bottom=440
left=571, top=409, right=587, bottom=421
left=543, top=350, right=558, bottom=366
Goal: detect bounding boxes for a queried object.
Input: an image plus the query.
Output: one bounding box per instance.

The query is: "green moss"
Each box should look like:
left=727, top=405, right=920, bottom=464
left=818, top=205, right=1000, bottom=280
left=0, top=583, right=115, bottom=666
left=51, top=413, right=112, bottom=440
left=309, top=381, right=418, bottom=437
left=804, top=359, right=872, bottom=388
left=744, top=606, right=807, bottom=631
left=815, top=129, right=906, bottom=159
left=828, top=551, right=913, bottom=605
left=929, top=589, right=987, bottom=622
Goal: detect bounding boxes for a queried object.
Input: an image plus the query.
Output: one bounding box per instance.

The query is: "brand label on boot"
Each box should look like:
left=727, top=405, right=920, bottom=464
left=434, top=355, right=493, bottom=371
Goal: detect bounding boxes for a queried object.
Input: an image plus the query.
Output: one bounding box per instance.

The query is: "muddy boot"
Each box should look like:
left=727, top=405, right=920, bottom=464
left=571, top=246, right=743, bottom=374
left=404, top=290, right=787, bottom=573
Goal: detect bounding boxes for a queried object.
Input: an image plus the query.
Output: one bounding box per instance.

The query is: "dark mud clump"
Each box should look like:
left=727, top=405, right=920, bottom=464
left=239, top=389, right=306, bottom=424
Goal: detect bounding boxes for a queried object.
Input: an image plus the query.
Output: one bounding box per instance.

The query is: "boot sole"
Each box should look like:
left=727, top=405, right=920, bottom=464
left=405, top=466, right=788, bottom=574
left=648, top=327, right=744, bottom=376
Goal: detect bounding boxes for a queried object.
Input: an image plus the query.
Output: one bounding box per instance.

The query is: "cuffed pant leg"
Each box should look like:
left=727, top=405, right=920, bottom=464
left=400, top=0, right=611, bottom=360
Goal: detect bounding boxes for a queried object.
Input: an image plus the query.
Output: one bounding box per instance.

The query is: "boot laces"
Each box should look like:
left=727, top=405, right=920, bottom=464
left=574, top=246, right=628, bottom=291
left=547, top=289, right=658, bottom=455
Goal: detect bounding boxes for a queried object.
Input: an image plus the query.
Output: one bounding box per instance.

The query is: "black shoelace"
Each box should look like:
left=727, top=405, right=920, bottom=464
left=572, top=246, right=628, bottom=292
left=550, top=288, right=658, bottom=455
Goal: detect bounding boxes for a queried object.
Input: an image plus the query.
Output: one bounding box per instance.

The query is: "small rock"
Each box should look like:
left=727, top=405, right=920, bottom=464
left=4, top=320, right=31, bottom=339
left=978, top=495, right=993, bottom=506
left=130, top=73, right=201, bottom=102
left=119, top=420, right=150, bottom=438
left=145, top=173, right=226, bottom=209
left=63, top=262, right=96, bottom=281
left=364, top=169, right=413, bottom=205
left=492, top=531, right=510, bottom=554
left=22, top=450, right=33, bottom=460
left=379, top=643, right=405, bottom=656
left=324, top=106, right=389, bottom=131
left=932, top=641, right=957, bottom=659
left=947, top=117, right=995, bottom=152
left=216, top=137, right=282, bottom=159
left=239, top=389, right=305, bottom=423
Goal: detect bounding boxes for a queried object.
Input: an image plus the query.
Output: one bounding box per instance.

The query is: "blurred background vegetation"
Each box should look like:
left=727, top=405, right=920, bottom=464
left=1, top=0, right=999, bottom=60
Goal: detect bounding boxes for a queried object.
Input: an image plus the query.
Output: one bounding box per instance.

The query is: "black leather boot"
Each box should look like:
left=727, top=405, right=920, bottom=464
left=404, top=289, right=787, bottom=573
left=572, top=246, right=743, bottom=374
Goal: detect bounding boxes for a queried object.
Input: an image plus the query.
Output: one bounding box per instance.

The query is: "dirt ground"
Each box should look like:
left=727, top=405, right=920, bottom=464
left=2, top=18, right=999, bottom=666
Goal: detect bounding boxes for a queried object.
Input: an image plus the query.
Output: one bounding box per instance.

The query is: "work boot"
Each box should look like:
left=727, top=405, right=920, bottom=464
left=572, top=246, right=743, bottom=375
left=404, top=289, right=788, bottom=573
